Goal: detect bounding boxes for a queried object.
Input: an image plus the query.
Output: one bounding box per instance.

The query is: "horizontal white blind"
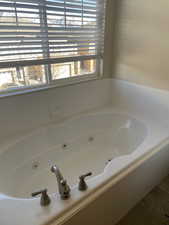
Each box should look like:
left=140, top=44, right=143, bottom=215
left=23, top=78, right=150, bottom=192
left=0, top=0, right=105, bottom=68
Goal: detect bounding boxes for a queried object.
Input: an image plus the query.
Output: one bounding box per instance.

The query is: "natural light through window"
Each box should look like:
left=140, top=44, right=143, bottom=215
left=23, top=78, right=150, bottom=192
left=0, top=0, right=105, bottom=93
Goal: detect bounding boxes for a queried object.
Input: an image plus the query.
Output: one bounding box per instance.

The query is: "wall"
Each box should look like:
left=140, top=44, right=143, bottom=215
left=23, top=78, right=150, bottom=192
left=112, top=0, right=169, bottom=90
left=103, top=0, right=116, bottom=78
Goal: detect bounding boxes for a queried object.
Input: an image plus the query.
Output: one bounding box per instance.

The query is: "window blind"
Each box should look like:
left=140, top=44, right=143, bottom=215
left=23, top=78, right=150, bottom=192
left=0, top=0, right=105, bottom=68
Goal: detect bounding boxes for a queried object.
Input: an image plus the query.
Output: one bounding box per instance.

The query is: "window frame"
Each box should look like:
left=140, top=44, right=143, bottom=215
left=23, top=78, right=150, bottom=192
left=0, top=56, right=103, bottom=98
left=0, top=70, right=102, bottom=98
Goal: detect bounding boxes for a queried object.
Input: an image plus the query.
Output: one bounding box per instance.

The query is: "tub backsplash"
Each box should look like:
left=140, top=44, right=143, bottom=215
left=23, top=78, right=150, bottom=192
left=0, top=79, right=111, bottom=145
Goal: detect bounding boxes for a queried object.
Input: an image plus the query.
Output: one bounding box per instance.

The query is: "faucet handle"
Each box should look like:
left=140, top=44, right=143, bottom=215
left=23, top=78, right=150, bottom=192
left=31, top=189, right=51, bottom=206
left=78, top=172, right=92, bottom=191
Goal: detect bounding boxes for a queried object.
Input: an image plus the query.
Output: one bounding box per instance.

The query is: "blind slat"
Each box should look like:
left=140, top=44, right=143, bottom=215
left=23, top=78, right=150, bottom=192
left=0, top=44, right=99, bottom=53
left=0, top=55, right=99, bottom=68
left=0, top=0, right=105, bottom=67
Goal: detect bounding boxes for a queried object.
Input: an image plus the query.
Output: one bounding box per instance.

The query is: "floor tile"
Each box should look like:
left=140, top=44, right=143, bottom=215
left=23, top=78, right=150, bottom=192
left=117, top=178, right=169, bottom=225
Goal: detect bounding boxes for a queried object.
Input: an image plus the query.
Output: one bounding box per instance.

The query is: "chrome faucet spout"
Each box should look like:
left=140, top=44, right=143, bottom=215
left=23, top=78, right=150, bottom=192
left=51, top=165, right=64, bottom=182
left=51, top=165, right=71, bottom=200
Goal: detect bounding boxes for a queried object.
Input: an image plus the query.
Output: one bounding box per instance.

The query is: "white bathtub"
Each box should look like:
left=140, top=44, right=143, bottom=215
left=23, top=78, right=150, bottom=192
left=1, top=79, right=169, bottom=225
left=0, top=112, right=146, bottom=199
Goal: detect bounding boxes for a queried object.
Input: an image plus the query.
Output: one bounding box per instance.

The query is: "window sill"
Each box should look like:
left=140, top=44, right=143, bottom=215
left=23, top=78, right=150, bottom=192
left=0, top=73, right=100, bottom=99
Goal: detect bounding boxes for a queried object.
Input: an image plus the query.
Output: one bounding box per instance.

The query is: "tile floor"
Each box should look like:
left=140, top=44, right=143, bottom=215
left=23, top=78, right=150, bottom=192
left=117, top=176, right=169, bottom=225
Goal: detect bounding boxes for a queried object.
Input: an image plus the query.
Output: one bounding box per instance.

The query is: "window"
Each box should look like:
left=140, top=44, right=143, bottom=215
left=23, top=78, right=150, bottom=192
left=0, top=0, right=105, bottom=93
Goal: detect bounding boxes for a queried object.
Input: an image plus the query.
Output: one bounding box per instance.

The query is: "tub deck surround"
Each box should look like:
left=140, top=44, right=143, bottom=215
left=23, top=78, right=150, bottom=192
left=1, top=79, right=169, bottom=225
left=0, top=78, right=112, bottom=146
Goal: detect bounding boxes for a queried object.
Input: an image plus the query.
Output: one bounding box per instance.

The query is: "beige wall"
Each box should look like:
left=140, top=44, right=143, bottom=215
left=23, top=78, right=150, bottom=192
left=103, top=0, right=116, bottom=78
left=112, top=0, right=169, bottom=90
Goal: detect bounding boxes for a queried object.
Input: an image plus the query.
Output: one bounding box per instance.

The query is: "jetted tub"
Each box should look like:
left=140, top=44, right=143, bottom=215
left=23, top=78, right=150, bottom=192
left=1, top=79, right=169, bottom=225
left=0, top=113, right=146, bottom=199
